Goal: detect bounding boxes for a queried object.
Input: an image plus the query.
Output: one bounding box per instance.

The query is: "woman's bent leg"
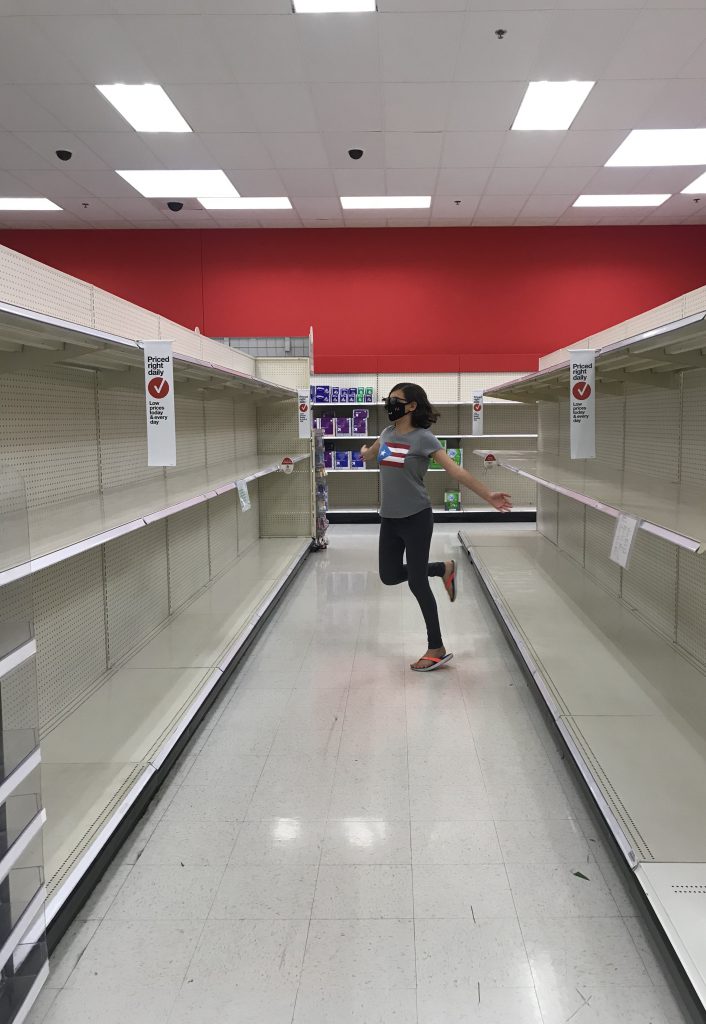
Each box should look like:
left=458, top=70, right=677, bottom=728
left=379, top=516, right=407, bottom=586
left=399, top=509, right=443, bottom=649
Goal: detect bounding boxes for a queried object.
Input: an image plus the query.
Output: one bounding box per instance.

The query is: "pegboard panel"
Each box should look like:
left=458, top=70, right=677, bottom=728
left=594, top=388, right=625, bottom=472
left=256, top=358, right=309, bottom=390
left=676, top=549, right=706, bottom=669
left=211, top=343, right=257, bottom=377
left=1, top=661, right=38, bottom=731
left=205, top=397, right=236, bottom=467
left=537, top=486, right=559, bottom=545
left=256, top=400, right=304, bottom=457
left=624, top=380, right=681, bottom=482
left=170, top=393, right=207, bottom=473
left=34, top=550, right=107, bottom=733
left=622, top=531, right=678, bottom=643
left=104, top=521, right=169, bottom=668
left=538, top=401, right=559, bottom=456
left=378, top=373, right=458, bottom=405
left=557, top=400, right=571, bottom=460
left=259, top=466, right=312, bottom=539
left=158, top=317, right=203, bottom=361
left=167, top=503, right=210, bottom=613
left=461, top=449, right=536, bottom=509
left=557, top=495, right=585, bottom=567
left=93, top=288, right=159, bottom=342
left=679, top=369, right=706, bottom=487
left=235, top=401, right=258, bottom=459
left=0, top=367, right=100, bottom=507
left=207, top=490, right=239, bottom=576
left=327, top=471, right=379, bottom=510
left=460, top=401, right=537, bottom=437
left=682, top=286, right=706, bottom=317
left=459, top=372, right=529, bottom=403
left=584, top=507, right=622, bottom=598
left=431, top=408, right=461, bottom=437
left=0, top=245, right=93, bottom=327
left=97, top=374, right=156, bottom=491
left=237, top=479, right=261, bottom=552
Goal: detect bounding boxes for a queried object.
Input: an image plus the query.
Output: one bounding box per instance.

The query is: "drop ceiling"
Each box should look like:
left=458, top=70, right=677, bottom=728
left=1, top=0, right=706, bottom=228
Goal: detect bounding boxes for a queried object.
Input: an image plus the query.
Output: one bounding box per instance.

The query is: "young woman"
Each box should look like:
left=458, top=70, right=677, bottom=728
left=361, top=383, right=512, bottom=673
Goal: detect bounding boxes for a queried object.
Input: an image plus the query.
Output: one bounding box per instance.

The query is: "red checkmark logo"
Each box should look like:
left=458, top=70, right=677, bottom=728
left=572, top=382, right=591, bottom=401
left=148, top=376, right=169, bottom=399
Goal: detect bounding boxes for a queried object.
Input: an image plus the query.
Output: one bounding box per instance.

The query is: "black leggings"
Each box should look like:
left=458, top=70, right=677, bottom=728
left=379, top=507, right=446, bottom=649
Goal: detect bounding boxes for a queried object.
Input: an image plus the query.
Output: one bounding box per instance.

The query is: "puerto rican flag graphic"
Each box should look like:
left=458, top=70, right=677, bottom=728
left=378, top=441, right=410, bottom=468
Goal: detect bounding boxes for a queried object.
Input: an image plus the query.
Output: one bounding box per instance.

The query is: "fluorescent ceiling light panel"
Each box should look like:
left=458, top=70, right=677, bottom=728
left=340, top=196, right=431, bottom=209
left=512, top=81, right=594, bottom=131
left=574, top=194, right=670, bottom=207
left=0, top=198, right=61, bottom=211
left=681, top=171, right=706, bottom=194
left=97, top=84, right=191, bottom=132
left=199, top=197, right=292, bottom=210
left=293, top=1, right=376, bottom=11
left=607, top=129, right=706, bottom=167
left=117, top=170, right=239, bottom=198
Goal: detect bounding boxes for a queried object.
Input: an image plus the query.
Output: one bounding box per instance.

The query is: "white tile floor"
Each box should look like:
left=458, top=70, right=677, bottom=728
left=29, top=526, right=695, bottom=1024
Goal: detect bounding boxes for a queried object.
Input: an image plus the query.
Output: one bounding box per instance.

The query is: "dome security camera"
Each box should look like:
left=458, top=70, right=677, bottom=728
left=348, top=148, right=364, bottom=161
left=167, top=201, right=184, bottom=212
left=56, top=150, right=73, bottom=162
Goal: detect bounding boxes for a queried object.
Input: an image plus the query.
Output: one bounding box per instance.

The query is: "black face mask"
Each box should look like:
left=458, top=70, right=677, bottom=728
left=386, top=398, right=408, bottom=422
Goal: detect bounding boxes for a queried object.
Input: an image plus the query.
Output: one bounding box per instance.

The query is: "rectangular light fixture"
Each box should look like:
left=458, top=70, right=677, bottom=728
left=117, top=170, right=239, bottom=199
left=606, top=129, right=706, bottom=167
left=199, top=197, right=293, bottom=210
left=682, top=171, right=706, bottom=194
left=97, top=84, right=191, bottom=133
left=293, top=1, right=376, bottom=11
left=0, top=198, right=61, bottom=211
left=512, top=81, right=594, bottom=131
left=574, top=194, right=670, bottom=207
left=340, top=196, right=431, bottom=209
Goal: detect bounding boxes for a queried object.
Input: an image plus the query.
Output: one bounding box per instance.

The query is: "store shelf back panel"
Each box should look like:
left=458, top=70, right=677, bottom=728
left=558, top=495, right=586, bottom=569
left=235, top=402, right=258, bottom=459
left=378, top=373, right=458, bottom=405
left=622, top=530, right=678, bottom=645
left=595, top=388, right=626, bottom=472
left=0, top=246, right=93, bottom=328
left=237, top=480, right=261, bottom=553
left=104, top=521, right=169, bottom=669
left=677, top=549, right=706, bottom=670
left=680, top=369, right=706, bottom=487
left=97, top=375, right=154, bottom=491
left=205, top=397, right=237, bottom=467
left=585, top=506, right=622, bottom=599
left=327, top=472, right=379, bottom=510
left=167, top=503, right=210, bottom=615
left=208, top=491, right=240, bottom=577
left=538, top=402, right=560, bottom=457
left=158, top=316, right=203, bottom=363
left=537, top=485, right=559, bottom=546
left=256, top=358, right=310, bottom=391
left=459, top=402, right=537, bottom=436
left=260, top=465, right=312, bottom=539
left=624, top=380, right=682, bottom=483
left=93, top=287, right=160, bottom=343
left=171, top=393, right=208, bottom=474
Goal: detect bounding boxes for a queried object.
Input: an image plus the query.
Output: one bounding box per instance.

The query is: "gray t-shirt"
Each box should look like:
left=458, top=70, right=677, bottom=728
left=377, top=425, right=441, bottom=519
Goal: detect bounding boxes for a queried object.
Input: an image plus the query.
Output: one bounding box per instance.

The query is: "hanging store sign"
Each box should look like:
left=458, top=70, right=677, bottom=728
left=610, top=514, right=640, bottom=568
left=281, top=456, right=294, bottom=475
left=484, top=453, right=497, bottom=469
left=298, top=389, right=311, bottom=438
left=569, top=349, right=596, bottom=460
left=472, top=393, right=484, bottom=436
left=143, top=341, right=176, bottom=467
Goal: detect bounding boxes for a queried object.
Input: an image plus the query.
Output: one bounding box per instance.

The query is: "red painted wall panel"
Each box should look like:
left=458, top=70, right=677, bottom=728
left=2, top=226, right=705, bottom=373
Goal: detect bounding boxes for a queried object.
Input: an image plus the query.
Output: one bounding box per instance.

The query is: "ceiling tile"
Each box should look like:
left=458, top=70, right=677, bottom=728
left=484, top=166, right=544, bottom=195
left=604, top=10, right=706, bottom=79
left=59, top=197, right=129, bottom=222
left=633, top=79, right=706, bottom=129
left=225, top=169, right=286, bottom=196
left=144, top=134, right=225, bottom=170
left=531, top=11, right=640, bottom=80
left=311, top=83, right=383, bottom=133
left=334, top=169, right=386, bottom=195
left=431, top=215, right=473, bottom=225
left=34, top=15, right=153, bottom=82
left=384, top=83, right=451, bottom=132
left=441, top=132, right=504, bottom=167
left=385, top=214, right=432, bottom=226
left=472, top=216, right=519, bottom=226
left=279, top=168, right=337, bottom=198
left=168, top=86, right=256, bottom=133
left=638, top=167, right=701, bottom=193
left=291, top=197, right=343, bottom=219
left=455, top=12, right=549, bottom=83
left=0, top=169, right=30, bottom=195
left=385, top=168, right=438, bottom=192
left=324, top=132, right=385, bottom=169
left=583, top=167, right=647, bottom=191
left=22, top=84, right=129, bottom=133
left=118, top=15, right=231, bottom=83
left=296, top=13, right=379, bottom=84
left=263, top=133, right=330, bottom=170
left=240, top=84, right=318, bottom=133
left=495, top=133, right=563, bottom=168
left=432, top=194, right=480, bottom=217
left=521, top=195, right=574, bottom=217
left=533, top=166, right=598, bottom=195
left=14, top=131, right=108, bottom=170
left=0, top=86, right=63, bottom=131
left=557, top=207, right=607, bottom=224
left=384, top=132, right=443, bottom=169
left=10, top=169, right=94, bottom=198
left=0, top=17, right=84, bottom=84
left=101, top=196, right=169, bottom=218
left=200, top=134, right=273, bottom=170
left=551, top=130, right=627, bottom=167
left=76, top=132, right=164, bottom=169
left=210, top=15, right=303, bottom=83
left=0, top=132, right=56, bottom=171
left=379, top=0, right=466, bottom=10
left=572, top=80, right=664, bottom=131
left=63, top=169, right=145, bottom=198
left=436, top=167, right=492, bottom=194
left=447, top=83, right=525, bottom=131
left=380, top=12, right=464, bottom=82
left=476, top=195, right=527, bottom=217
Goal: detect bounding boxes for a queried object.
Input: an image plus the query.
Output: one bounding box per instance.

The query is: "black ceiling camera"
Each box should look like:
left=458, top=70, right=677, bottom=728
left=56, top=149, right=72, bottom=161
left=348, top=148, right=364, bottom=160
left=495, top=28, right=507, bottom=39
left=167, top=201, right=184, bottom=212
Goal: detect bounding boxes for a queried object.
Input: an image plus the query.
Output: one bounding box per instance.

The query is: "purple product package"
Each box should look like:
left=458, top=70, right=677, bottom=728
left=324, top=450, right=334, bottom=470
left=352, top=409, right=369, bottom=435
left=335, top=450, right=351, bottom=469
left=320, top=415, right=334, bottom=436
left=335, top=417, right=351, bottom=436
left=351, top=451, right=364, bottom=469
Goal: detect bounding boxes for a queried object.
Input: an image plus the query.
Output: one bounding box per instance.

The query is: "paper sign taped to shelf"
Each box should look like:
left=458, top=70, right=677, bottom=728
left=569, top=349, right=596, bottom=461
left=143, top=340, right=176, bottom=467
left=610, top=514, right=640, bottom=568
left=281, top=456, right=294, bottom=475
left=237, top=480, right=251, bottom=512
left=472, top=393, right=484, bottom=436
left=297, top=389, right=311, bottom=438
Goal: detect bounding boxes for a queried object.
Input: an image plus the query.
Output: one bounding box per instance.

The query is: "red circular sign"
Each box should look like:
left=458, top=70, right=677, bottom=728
left=148, top=376, right=170, bottom=399
left=572, top=381, right=591, bottom=401
left=485, top=454, right=496, bottom=463
left=299, top=403, right=308, bottom=413
left=474, top=403, right=482, bottom=412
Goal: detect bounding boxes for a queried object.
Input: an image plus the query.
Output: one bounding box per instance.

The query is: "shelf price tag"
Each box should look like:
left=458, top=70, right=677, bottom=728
left=298, top=389, right=311, bottom=438
left=610, top=513, right=640, bottom=568
left=237, top=480, right=251, bottom=512
left=143, top=340, right=176, bottom=467
left=472, top=392, right=484, bottom=436
left=569, top=349, right=596, bottom=461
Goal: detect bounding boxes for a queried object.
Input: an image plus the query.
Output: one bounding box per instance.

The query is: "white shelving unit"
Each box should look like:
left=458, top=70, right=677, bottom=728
left=0, top=244, right=314, bottom=998
left=465, top=285, right=706, bottom=1016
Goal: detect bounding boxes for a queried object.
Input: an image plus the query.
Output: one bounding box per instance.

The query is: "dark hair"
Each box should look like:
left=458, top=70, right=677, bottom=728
left=389, top=382, right=439, bottom=429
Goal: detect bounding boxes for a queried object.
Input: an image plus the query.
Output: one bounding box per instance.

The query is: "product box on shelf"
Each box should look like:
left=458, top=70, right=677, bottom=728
left=314, top=418, right=322, bottom=430
left=351, top=451, right=364, bottom=469
left=324, top=449, right=335, bottom=470
left=444, top=490, right=461, bottom=512
left=335, top=417, right=352, bottom=436
left=352, top=409, right=369, bottom=435
left=447, top=448, right=463, bottom=467
left=315, top=385, right=330, bottom=403
left=321, top=414, right=335, bottom=436
left=335, top=450, right=351, bottom=470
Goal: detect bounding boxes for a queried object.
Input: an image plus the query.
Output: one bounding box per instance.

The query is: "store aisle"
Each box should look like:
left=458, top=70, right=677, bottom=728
left=30, top=526, right=691, bottom=1024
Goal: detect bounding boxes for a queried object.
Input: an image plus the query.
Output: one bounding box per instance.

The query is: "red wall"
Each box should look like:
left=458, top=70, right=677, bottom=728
left=2, top=226, right=706, bottom=373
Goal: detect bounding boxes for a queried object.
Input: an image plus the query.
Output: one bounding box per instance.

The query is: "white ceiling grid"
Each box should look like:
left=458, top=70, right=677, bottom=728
left=0, top=1, right=705, bottom=227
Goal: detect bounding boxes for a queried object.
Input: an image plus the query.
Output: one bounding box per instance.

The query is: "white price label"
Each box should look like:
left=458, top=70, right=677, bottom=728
left=143, top=340, right=176, bottom=467
left=472, top=392, right=484, bottom=436
left=237, top=480, right=251, bottom=512
left=569, top=349, right=596, bottom=461
left=610, top=514, right=640, bottom=568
